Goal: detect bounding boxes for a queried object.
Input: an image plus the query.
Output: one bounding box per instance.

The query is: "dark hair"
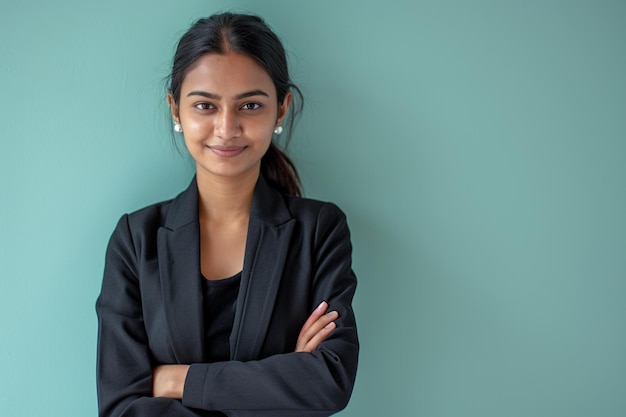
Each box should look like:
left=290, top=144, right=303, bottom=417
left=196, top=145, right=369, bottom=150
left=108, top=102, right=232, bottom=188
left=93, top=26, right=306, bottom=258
left=168, top=12, right=303, bottom=196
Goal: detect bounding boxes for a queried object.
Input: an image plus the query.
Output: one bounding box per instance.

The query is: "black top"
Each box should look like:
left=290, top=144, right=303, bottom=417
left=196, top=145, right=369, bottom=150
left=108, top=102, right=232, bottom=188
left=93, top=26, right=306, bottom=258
left=201, top=272, right=241, bottom=362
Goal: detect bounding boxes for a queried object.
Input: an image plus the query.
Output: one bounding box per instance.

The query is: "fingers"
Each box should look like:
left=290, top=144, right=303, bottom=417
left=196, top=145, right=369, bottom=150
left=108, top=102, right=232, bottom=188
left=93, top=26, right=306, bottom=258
left=299, top=312, right=338, bottom=352
left=299, top=301, right=329, bottom=335
left=295, top=301, right=339, bottom=353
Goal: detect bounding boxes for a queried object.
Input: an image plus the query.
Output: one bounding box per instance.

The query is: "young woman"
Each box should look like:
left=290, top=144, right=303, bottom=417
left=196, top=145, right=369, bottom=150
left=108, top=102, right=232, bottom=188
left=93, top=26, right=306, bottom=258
left=96, top=12, right=358, bottom=417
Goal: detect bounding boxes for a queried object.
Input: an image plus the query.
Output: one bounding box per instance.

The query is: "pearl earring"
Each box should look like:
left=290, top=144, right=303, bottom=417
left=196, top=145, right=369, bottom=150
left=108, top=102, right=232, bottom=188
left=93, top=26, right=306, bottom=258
left=174, top=122, right=183, bottom=133
left=274, top=126, right=283, bottom=135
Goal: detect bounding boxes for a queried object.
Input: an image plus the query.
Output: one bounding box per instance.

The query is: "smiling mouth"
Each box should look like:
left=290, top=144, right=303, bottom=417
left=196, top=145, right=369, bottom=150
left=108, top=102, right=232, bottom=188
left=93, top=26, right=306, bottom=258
left=207, top=145, right=247, bottom=158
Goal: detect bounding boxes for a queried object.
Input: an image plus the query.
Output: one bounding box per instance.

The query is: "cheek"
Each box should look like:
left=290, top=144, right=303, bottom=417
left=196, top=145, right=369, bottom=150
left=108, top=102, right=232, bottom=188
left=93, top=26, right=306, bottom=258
left=238, top=119, right=275, bottom=146
left=256, top=128, right=275, bottom=153
left=182, top=121, right=216, bottom=150
left=256, top=124, right=275, bottom=139
left=184, top=115, right=213, bottom=135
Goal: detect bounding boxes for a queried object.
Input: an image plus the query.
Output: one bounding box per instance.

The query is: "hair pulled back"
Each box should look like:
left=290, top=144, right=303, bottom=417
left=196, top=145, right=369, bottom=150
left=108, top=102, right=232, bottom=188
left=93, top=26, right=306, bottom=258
left=168, top=12, right=303, bottom=196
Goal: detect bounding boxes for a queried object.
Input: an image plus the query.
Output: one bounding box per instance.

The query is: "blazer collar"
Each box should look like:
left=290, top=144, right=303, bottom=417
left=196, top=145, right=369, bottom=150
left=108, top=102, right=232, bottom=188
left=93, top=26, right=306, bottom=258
left=157, top=175, right=295, bottom=362
left=163, top=175, right=292, bottom=230
left=162, top=177, right=199, bottom=231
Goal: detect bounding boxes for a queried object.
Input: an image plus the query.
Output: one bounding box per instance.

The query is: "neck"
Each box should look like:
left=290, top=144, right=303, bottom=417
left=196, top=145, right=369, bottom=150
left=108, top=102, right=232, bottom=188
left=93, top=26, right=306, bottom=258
left=195, top=167, right=259, bottom=223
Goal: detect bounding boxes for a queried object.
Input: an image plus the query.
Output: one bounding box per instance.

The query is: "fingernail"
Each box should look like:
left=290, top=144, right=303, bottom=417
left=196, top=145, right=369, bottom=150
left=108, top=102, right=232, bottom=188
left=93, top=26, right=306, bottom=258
left=327, top=311, right=339, bottom=319
left=325, top=322, right=336, bottom=329
left=316, top=301, right=327, bottom=310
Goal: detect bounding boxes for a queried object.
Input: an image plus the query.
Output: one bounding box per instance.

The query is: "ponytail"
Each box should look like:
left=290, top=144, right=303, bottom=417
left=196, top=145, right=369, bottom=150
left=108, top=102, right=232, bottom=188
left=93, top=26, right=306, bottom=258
left=261, top=143, right=302, bottom=197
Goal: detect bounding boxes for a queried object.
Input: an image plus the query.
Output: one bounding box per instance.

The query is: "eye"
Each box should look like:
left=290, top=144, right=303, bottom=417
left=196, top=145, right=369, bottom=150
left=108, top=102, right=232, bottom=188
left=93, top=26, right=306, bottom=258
left=241, top=102, right=262, bottom=111
left=194, top=102, right=215, bottom=111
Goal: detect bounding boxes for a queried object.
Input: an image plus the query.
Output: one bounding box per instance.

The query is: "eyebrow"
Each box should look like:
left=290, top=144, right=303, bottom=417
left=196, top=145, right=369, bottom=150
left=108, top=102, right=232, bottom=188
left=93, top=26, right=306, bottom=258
left=186, top=89, right=270, bottom=100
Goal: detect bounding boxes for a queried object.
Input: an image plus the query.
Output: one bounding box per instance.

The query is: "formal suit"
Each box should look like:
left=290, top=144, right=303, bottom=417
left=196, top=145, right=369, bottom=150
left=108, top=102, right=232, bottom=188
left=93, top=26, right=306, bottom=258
left=96, top=176, right=359, bottom=417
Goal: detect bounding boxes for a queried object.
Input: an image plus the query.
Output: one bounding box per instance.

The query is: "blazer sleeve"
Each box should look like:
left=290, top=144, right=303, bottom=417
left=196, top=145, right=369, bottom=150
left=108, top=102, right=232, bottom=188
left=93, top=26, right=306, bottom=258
left=96, top=215, right=225, bottom=417
left=181, top=203, right=359, bottom=417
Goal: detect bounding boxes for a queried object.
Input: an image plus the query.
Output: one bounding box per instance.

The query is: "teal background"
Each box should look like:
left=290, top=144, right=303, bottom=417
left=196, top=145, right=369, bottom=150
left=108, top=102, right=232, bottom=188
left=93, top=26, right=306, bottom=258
left=1, top=1, right=625, bottom=416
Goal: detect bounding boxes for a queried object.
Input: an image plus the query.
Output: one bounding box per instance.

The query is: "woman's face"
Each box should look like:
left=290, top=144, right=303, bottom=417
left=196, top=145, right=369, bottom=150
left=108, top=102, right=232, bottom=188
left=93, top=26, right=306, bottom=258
left=169, top=52, right=291, bottom=181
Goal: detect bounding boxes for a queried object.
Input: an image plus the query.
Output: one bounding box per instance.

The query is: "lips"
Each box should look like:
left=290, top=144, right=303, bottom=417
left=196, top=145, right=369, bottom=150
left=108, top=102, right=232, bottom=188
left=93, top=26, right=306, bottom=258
left=207, top=145, right=247, bottom=158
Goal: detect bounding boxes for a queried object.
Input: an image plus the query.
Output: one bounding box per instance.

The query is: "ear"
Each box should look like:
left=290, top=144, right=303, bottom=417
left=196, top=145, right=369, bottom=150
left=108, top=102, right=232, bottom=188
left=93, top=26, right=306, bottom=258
left=167, top=93, right=180, bottom=122
left=276, top=92, right=292, bottom=126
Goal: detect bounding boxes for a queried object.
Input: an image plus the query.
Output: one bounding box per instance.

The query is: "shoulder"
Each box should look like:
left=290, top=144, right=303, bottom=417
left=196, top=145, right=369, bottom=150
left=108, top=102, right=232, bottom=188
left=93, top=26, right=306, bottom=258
left=283, top=194, right=345, bottom=219
left=105, top=198, right=173, bottom=255
left=121, top=179, right=197, bottom=234
left=107, top=198, right=174, bottom=243
left=109, top=184, right=189, bottom=246
left=125, top=198, right=174, bottom=230
left=281, top=195, right=354, bottom=274
left=281, top=194, right=349, bottom=237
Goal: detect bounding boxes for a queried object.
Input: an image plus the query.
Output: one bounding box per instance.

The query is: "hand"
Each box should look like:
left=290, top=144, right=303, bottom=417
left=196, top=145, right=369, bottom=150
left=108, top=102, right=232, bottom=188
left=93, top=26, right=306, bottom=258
left=152, top=364, right=189, bottom=399
left=295, top=301, right=339, bottom=353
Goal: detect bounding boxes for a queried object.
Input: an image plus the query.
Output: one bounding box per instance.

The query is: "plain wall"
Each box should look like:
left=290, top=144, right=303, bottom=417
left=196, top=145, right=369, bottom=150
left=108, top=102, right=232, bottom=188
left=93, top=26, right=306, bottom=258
left=1, top=1, right=625, bottom=416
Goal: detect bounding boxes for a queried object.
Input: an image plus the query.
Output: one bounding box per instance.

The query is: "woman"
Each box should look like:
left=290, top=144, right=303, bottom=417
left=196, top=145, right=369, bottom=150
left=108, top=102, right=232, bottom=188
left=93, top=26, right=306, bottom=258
left=96, top=12, right=358, bottom=417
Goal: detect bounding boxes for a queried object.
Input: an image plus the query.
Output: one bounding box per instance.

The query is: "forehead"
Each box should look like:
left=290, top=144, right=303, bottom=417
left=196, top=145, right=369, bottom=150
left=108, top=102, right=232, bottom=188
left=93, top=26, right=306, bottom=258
left=181, top=52, right=276, bottom=97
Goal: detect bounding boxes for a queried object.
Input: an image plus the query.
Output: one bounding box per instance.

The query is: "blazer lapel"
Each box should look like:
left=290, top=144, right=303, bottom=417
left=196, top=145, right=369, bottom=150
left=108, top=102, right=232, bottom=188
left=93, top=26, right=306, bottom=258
left=157, top=179, right=206, bottom=363
left=231, top=177, right=295, bottom=361
left=155, top=176, right=294, bottom=363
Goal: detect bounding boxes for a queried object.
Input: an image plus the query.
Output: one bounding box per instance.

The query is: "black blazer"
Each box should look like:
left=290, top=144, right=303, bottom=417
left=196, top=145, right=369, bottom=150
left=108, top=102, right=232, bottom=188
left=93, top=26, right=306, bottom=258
left=96, top=176, right=359, bottom=417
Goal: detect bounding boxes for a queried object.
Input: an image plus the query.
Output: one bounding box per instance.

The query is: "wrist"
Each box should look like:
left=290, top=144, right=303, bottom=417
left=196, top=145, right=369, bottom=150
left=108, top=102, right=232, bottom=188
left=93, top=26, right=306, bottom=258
left=170, top=365, right=189, bottom=398
left=153, top=364, right=189, bottom=399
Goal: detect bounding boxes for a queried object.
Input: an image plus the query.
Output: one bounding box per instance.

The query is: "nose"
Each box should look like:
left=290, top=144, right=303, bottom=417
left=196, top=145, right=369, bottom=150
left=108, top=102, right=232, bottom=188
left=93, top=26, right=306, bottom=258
left=215, top=108, right=241, bottom=139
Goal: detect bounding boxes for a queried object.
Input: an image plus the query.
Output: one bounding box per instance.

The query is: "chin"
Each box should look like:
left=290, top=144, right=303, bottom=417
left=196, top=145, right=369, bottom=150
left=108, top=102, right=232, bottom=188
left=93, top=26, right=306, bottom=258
left=197, top=162, right=262, bottom=181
